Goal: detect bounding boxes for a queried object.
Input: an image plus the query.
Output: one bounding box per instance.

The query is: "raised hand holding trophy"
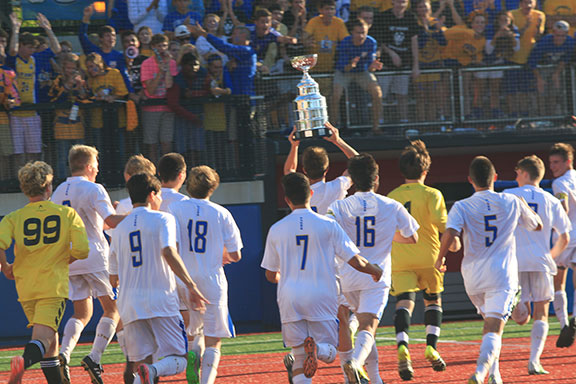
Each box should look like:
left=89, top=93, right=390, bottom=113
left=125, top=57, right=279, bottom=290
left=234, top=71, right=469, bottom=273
left=291, top=54, right=332, bottom=140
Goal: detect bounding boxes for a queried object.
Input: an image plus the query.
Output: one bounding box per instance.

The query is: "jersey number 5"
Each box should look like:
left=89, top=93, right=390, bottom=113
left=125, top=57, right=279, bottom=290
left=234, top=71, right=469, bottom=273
left=23, top=216, right=61, bottom=246
left=484, top=215, right=497, bottom=247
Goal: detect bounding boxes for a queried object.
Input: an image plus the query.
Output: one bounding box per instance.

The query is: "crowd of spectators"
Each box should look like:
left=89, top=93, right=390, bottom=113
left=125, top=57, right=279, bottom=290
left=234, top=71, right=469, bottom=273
left=0, top=0, right=575, bottom=183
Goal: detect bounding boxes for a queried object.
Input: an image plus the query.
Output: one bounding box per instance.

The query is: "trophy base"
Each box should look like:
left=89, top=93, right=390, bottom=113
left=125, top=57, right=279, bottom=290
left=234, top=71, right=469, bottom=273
left=293, top=128, right=332, bottom=140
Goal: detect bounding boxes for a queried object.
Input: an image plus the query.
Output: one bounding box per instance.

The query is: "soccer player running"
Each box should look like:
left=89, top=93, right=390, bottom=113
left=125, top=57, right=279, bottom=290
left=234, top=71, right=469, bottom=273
left=387, top=140, right=450, bottom=380
left=262, top=172, right=383, bottom=384
left=51, top=145, right=127, bottom=384
left=328, top=154, right=420, bottom=384
left=109, top=173, right=208, bottom=384
left=169, top=166, right=243, bottom=384
left=1, top=161, right=89, bottom=384
left=436, top=156, right=543, bottom=384
left=548, top=143, right=576, bottom=347
left=505, top=155, right=570, bottom=375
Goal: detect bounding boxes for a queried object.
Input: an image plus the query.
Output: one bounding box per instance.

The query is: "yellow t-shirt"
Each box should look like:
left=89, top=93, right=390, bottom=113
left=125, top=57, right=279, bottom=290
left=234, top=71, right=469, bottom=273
left=304, top=15, right=350, bottom=73
left=13, top=56, right=36, bottom=117
left=443, top=25, right=486, bottom=66
left=543, top=0, right=576, bottom=35
left=419, top=18, right=447, bottom=64
left=0, top=201, right=89, bottom=301
left=388, top=183, right=447, bottom=271
left=87, top=68, right=129, bottom=129
left=510, top=9, right=546, bottom=64
left=351, top=0, right=387, bottom=11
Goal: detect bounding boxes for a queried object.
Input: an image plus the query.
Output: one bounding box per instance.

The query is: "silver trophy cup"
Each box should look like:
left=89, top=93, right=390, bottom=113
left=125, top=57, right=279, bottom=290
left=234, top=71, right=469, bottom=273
left=291, top=54, right=331, bottom=140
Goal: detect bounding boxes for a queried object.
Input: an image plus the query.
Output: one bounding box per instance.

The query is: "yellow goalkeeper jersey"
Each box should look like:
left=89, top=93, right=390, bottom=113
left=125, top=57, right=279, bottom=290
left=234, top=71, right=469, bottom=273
left=388, top=183, right=447, bottom=271
left=0, top=201, right=89, bottom=302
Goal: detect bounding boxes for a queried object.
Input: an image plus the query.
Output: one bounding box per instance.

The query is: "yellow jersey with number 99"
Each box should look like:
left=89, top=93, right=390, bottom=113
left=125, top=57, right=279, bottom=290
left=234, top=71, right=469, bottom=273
left=0, top=201, right=89, bottom=302
left=388, top=183, right=447, bottom=271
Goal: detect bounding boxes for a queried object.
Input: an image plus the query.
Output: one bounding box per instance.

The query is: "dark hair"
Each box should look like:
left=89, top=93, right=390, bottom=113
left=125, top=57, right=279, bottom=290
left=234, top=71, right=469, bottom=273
left=254, top=9, right=273, bottom=19
left=158, top=153, right=186, bottom=183
left=516, top=155, right=544, bottom=182
left=348, top=154, right=379, bottom=191
left=120, top=30, right=138, bottom=41
left=357, top=5, right=375, bottom=13
left=348, top=18, right=368, bottom=31
left=151, top=33, right=169, bottom=46
left=207, top=53, right=223, bottom=65
left=127, top=173, right=161, bottom=204
left=282, top=172, right=310, bottom=205
left=98, top=25, right=116, bottom=38
left=269, top=3, right=283, bottom=12
left=550, top=142, right=574, bottom=163
left=469, top=156, right=495, bottom=188
left=180, top=51, right=200, bottom=67
left=20, top=33, right=39, bottom=47
left=319, top=0, right=336, bottom=8
left=302, top=147, right=329, bottom=180
left=36, top=35, right=47, bottom=46
left=399, top=140, right=431, bottom=179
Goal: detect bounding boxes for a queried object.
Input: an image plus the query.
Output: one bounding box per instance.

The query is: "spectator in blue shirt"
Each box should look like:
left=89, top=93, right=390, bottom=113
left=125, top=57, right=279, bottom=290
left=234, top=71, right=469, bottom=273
left=332, top=18, right=383, bottom=134
left=163, top=0, right=203, bottom=39
left=529, top=20, right=574, bottom=116
left=79, top=5, right=134, bottom=93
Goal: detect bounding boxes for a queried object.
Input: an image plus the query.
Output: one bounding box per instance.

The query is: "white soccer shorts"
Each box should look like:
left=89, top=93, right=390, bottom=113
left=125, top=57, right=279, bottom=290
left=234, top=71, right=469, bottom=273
left=69, top=271, right=115, bottom=301
left=342, top=287, right=389, bottom=320
left=519, top=271, right=554, bottom=303
left=468, top=289, right=516, bottom=321
left=124, top=315, right=187, bottom=362
left=180, top=286, right=235, bottom=339
left=282, top=319, right=339, bottom=348
left=556, top=247, right=576, bottom=268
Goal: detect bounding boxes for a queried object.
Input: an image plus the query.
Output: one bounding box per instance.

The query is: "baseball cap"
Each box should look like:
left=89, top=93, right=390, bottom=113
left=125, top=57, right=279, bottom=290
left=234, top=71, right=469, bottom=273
left=555, top=20, right=570, bottom=33
left=175, top=25, right=191, bottom=37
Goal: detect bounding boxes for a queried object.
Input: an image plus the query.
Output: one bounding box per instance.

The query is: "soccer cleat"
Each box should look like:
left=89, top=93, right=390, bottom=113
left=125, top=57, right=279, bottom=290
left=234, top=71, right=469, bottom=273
left=528, top=361, right=549, bottom=375
left=467, top=373, right=481, bottom=384
left=283, top=353, right=295, bottom=384
left=186, top=350, right=201, bottom=384
left=556, top=317, right=576, bottom=348
left=343, top=360, right=365, bottom=384
left=487, top=374, right=503, bottom=384
left=81, top=355, right=104, bottom=384
left=303, top=336, right=318, bottom=378
left=59, top=353, right=71, bottom=384
left=137, top=363, right=156, bottom=384
left=425, top=345, right=446, bottom=372
left=397, top=345, right=414, bottom=381
left=8, top=356, right=25, bottom=384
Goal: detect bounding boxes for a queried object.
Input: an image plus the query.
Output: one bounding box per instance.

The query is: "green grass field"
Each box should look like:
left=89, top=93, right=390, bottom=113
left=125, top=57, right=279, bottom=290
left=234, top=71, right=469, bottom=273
left=0, top=318, right=564, bottom=372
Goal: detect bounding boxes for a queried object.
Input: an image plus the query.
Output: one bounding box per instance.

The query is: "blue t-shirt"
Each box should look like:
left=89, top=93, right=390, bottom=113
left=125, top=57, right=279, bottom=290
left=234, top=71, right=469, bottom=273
left=162, top=11, right=203, bottom=32
left=528, top=34, right=575, bottom=68
left=167, top=0, right=205, bottom=19
left=334, top=35, right=378, bottom=72
left=79, top=23, right=134, bottom=93
left=206, top=34, right=257, bottom=96
left=250, top=30, right=278, bottom=61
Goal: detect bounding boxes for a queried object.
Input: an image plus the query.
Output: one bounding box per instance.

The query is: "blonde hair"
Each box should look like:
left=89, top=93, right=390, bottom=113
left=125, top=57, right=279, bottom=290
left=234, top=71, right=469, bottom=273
left=69, top=145, right=98, bottom=174
left=124, top=154, right=156, bottom=177
left=18, top=161, right=53, bottom=197
left=187, top=166, right=220, bottom=198
left=516, top=155, right=545, bottom=182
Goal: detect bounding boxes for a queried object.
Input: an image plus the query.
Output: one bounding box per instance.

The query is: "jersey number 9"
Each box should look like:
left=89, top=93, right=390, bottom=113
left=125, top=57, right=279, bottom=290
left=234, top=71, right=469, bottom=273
left=130, top=231, right=143, bottom=267
left=23, top=216, right=61, bottom=246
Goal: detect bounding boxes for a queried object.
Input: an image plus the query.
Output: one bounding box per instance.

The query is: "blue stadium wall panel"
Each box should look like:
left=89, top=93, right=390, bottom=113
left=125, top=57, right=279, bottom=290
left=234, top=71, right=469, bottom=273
left=0, top=203, right=266, bottom=345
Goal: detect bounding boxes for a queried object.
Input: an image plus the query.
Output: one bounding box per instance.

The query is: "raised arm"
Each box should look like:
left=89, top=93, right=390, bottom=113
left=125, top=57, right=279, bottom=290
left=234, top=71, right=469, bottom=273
left=8, top=13, right=22, bottom=57
left=37, top=13, right=61, bottom=54
left=284, top=126, right=300, bottom=174
left=79, top=6, right=100, bottom=54
left=323, top=122, right=358, bottom=158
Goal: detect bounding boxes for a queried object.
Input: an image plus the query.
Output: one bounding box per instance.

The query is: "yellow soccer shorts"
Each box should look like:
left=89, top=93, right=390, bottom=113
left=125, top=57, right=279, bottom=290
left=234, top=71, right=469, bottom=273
left=391, top=267, right=445, bottom=297
left=20, top=298, right=66, bottom=332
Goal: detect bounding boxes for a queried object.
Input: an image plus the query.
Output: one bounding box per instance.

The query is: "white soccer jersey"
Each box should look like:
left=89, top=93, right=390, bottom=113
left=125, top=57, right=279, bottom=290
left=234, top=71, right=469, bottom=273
left=447, top=190, right=541, bottom=296
left=505, top=185, right=571, bottom=274
left=160, top=187, right=188, bottom=212
left=116, top=197, right=132, bottom=215
left=109, top=206, right=180, bottom=325
left=328, top=191, right=419, bottom=291
left=261, top=208, right=360, bottom=323
left=310, top=176, right=352, bottom=214
left=169, top=198, right=243, bottom=304
left=52, top=176, right=116, bottom=275
left=552, top=169, right=576, bottom=248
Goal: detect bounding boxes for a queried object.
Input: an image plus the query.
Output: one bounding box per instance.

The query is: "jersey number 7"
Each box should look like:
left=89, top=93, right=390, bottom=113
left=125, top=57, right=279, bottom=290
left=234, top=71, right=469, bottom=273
left=296, top=235, right=308, bottom=270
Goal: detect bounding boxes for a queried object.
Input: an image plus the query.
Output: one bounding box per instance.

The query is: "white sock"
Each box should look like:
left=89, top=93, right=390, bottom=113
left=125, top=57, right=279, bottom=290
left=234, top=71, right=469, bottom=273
left=88, top=317, right=117, bottom=364
left=191, top=333, right=205, bottom=356
left=317, top=343, right=337, bottom=363
left=476, top=332, right=501, bottom=381
left=554, top=290, right=568, bottom=328
left=116, top=329, right=128, bottom=357
left=60, top=318, right=85, bottom=362
left=292, top=373, right=312, bottom=384
left=201, top=347, right=221, bottom=384
left=292, top=346, right=305, bottom=371
left=364, top=343, right=383, bottom=384
left=352, top=330, right=374, bottom=366
left=573, top=290, right=576, bottom=316
left=488, top=356, right=500, bottom=380
left=530, top=320, right=548, bottom=365
left=152, top=355, right=186, bottom=376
